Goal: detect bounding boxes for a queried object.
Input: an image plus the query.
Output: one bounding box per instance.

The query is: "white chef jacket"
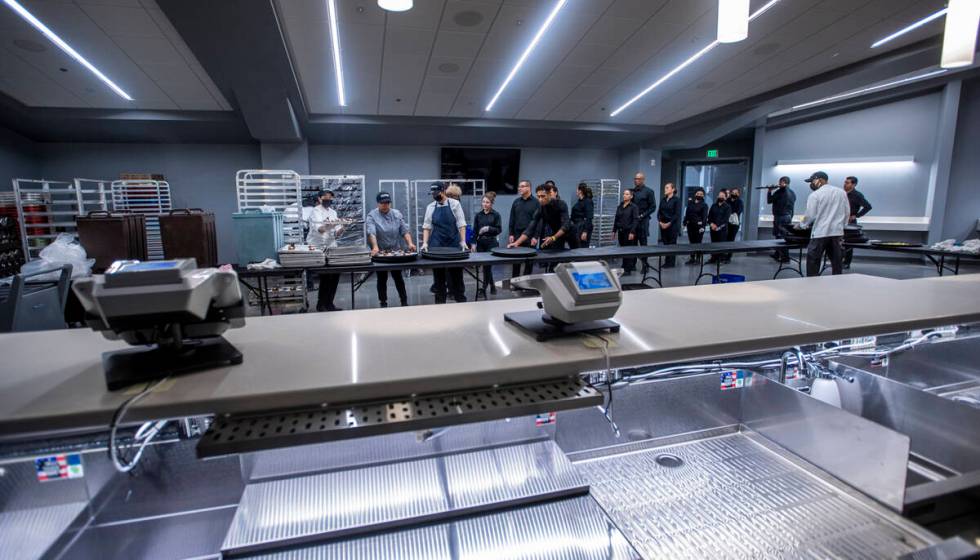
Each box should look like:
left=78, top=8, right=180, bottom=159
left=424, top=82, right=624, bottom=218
left=801, top=185, right=850, bottom=239
left=306, top=205, right=342, bottom=248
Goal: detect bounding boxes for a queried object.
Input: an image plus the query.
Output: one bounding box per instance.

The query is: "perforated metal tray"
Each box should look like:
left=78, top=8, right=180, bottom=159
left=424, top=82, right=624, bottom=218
left=198, top=377, right=601, bottom=457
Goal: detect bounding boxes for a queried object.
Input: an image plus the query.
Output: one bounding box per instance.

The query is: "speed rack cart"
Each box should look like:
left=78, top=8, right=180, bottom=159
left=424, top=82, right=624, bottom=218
left=236, top=170, right=303, bottom=244
left=110, top=179, right=172, bottom=261
left=12, top=178, right=109, bottom=260
left=581, top=179, right=621, bottom=248
left=300, top=175, right=366, bottom=247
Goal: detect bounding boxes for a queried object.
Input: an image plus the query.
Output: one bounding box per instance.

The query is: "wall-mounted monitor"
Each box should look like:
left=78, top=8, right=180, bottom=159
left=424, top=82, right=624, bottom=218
left=440, top=147, right=521, bottom=195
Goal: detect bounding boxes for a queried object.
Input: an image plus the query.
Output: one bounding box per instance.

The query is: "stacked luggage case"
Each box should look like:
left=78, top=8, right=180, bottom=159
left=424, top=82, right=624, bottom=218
left=159, top=209, right=218, bottom=268
left=75, top=211, right=148, bottom=272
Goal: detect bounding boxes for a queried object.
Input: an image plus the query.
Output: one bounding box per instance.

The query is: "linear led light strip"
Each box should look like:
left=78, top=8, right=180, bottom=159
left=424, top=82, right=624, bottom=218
left=485, top=0, right=567, bottom=112
left=327, top=0, right=346, bottom=107
left=610, top=0, right=780, bottom=118
left=3, top=0, right=132, bottom=100
left=790, top=69, right=948, bottom=110
left=871, top=8, right=947, bottom=49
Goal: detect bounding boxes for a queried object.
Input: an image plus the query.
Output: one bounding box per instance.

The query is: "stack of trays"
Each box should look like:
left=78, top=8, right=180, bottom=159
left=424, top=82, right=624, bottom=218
left=844, top=225, right=868, bottom=244
left=278, top=244, right=326, bottom=267
left=422, top=247, right=470, bottom=261
left=327, top=245, right=372, bottom=266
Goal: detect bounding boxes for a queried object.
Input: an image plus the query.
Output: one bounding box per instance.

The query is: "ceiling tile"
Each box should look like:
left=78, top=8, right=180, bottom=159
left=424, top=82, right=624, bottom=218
left=77, top=4, right=162, bottom=36
left=432, top=31, right=486, bottom=59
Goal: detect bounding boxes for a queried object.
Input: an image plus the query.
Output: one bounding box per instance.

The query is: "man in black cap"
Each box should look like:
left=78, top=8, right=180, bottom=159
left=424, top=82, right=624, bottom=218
left=767, top=176, right=796, bottom=263
left=799, top=171, right=849, bottom=277
left=842, top=176, right=872, bottom=269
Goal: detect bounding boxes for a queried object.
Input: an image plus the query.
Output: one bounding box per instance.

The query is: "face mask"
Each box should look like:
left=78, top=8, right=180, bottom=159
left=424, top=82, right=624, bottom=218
left=321, top=199, right=332, bottom=208
left=695, top=197, right=704, bottom=202
left=432, top=192, right=443, bottom=201
left=717, top=198, right=725, bottom=204
left=731, top=194, right=739, bottom=199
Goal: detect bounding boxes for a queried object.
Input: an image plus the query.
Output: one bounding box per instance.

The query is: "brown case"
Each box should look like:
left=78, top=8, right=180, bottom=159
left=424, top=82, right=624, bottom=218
left=76, top=211, right=148, bottom=271
left=159, top=209, right=218, bottom=267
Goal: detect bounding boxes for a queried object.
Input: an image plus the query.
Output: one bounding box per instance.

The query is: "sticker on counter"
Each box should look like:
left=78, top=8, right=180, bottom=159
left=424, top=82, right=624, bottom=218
left=846, top=336, right=877, bottom=350
left=535, top=412, right=557, bottom=426
left=720, top=370, right=754, bottom=391
left=35, top=454, right=84, bottom=482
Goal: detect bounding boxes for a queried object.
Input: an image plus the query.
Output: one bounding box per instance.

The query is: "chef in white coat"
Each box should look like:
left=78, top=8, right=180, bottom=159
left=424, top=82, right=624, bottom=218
left=307, top=189, right=345, bottom=311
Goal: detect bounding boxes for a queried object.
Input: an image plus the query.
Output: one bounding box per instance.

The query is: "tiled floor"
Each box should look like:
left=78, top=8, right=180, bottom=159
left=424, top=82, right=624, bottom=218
left=250, top=253, right=980, bottom=315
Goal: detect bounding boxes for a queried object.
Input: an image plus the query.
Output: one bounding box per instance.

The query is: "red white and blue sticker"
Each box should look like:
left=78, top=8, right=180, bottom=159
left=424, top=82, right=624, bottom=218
left=535, top=412, right=557, bottom=426
left=35, top=453, right=84, bottom=482
left=720, top=370, right=754, bottom=391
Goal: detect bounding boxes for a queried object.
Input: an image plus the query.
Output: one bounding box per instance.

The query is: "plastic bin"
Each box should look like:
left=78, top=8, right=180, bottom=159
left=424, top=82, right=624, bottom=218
left=233, top=209, right=284, bottom=265
left=712, top=273, right=745, bottom=284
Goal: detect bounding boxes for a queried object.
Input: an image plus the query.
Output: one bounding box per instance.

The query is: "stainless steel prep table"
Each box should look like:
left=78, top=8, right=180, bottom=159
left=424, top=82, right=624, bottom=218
left=2, top=273, right=980, bottom=439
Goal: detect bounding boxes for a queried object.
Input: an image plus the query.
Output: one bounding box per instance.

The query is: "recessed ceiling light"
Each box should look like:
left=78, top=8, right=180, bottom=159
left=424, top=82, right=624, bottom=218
left=717, top=0, right=749, bottom=44
left=941, top=0, right=980, bottom=69
left=485, top=0, right=566, bottom=112
left=610, top=0, right=780, bottom=117
left=326, top=0, right=346, bottom=107
left=378, top=0, right=412, bottom=12
left=2, top=0, right=132, bottom=100
left=871, top=8, right=947, bottom=49
left=790, top=69, right=948, bottom=111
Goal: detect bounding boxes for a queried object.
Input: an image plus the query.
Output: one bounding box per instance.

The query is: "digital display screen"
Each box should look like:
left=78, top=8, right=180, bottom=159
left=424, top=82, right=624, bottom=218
left=117, top=261, right=181, bottom=272
left=572, top=271, right=613, bottom=291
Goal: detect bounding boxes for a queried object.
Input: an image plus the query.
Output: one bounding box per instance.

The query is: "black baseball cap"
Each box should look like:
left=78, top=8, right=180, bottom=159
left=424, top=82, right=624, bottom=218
left=376, top=192, right=392, bottom=203
left=318, top=189, right=334, bottom=198
left=804, top=171, right=828, bottom=183
left=429, top=182, right=445, bottom=193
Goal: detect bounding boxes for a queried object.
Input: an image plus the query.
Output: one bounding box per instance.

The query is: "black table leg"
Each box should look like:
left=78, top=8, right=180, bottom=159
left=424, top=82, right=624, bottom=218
left=955, top=256, right=961, bottom=275
left=640, top=255, right=663, bottom=288
left=695, top=254, right=719, bottom=285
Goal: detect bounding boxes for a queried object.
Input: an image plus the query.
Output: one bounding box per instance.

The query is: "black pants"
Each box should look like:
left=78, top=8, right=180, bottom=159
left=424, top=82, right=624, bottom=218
left=618, top=231, right=639, bottom=272
left=571, top=223, right=591, bottom=248
left=511, top=237, right=534, bottom=278
left=773, top=215, right=792, bottom=260
left=433, top=268, right=465, bottom=303
left=376, top=270, right=407, bottom=304
left=316, top=273, right=340, bottom=310
left=724, top=223, right=740, bottom=261
left=476, top=238, right=498, bottom=291
left=660, top=226, right=678, bottom=266
left=636, top=221, right=650, bottom=271
left=807, top=236, right=843, bottom=277
left=687, top=224, right=704, bottom=261
left=708, top=227, right=727, bottom=261
left=843, top=219, right=857, bottom=266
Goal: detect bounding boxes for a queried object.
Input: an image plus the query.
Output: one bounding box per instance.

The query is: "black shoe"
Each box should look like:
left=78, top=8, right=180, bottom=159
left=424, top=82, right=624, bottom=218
left=454, top=296, right=467, bottom=303
left=429, top=284, right=437, bottom=294
left=479, top=289, right=487, bottom=299
left=316, top=303, right=328, bottom=312
left=380, top=300, right=388, bottom=308
left=435, top=298, right=447, bottom=304
left=490, top=285, right=497, bottom=295
left=324, top=305, right=342, bottom=312
left=843, top=264, right=851, bottom=270
left=400, top=298, right=408, bottom=307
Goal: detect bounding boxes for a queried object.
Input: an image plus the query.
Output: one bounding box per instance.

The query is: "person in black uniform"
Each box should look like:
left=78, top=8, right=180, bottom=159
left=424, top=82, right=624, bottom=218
left=706, top=190, right=732, bottom=264
left=768, top=176, right=796, bottom=263
left=684, top=189, right=709, bottom=265
left=630, top=172, right=657, bottom=272
left=472, top=192, right=502, bottom=297
left=508, top=180, right=537, bottom=280
left=570, top=182, right=595, bottom=248
left=508, top=184, right=571, bottom=251
left=843, top=176, right=872, bottom=269
left=614, top=189, right=641, bottom=274
left=723, top=187, right=743, bottom=263
left=657, top=182, right=681, bottom=267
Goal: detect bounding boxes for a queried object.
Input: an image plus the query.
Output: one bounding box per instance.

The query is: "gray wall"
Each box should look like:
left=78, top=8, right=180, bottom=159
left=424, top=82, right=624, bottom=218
left=759, top=93, right=943, bottom=219
left=0, top=126, right=38, bottom=193
left=36, top=143, right=261, bottom=262
left=945, top=76, right=980, bottom=241
left=309, top=144, right=620, bottom=241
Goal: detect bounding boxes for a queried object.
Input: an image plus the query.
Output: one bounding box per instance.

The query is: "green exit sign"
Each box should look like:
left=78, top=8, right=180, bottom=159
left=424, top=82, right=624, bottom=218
left=706, top=149, right=719, bottom=158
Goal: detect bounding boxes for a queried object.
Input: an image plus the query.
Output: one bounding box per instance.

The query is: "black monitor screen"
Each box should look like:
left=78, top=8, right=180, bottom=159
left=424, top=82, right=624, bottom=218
left=440, top=147, right=521, bottom=195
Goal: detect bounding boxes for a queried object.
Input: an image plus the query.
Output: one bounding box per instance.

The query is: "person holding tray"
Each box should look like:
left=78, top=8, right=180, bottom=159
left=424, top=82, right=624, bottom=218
left=366, top=191, right=415, bottom=307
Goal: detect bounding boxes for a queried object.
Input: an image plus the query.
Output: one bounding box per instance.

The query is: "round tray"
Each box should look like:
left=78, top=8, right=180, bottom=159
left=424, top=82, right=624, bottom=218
left=421, top=247, right=470, bottom=261
left=870, top=241, right=923, bottom=248
left=491, top=246, right=538, bottom=258
left=372, top=253, right=418, bottom=263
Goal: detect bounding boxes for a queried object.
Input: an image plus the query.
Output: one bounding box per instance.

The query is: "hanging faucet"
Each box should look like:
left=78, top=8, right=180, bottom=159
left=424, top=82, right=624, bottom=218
left=778, top=347, right=808, bottom=383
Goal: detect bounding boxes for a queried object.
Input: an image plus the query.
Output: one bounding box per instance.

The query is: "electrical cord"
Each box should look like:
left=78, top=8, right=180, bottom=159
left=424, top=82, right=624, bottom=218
left=585, top=333, right=620, bottom=438
left=108, top=377, right=170, bottom=473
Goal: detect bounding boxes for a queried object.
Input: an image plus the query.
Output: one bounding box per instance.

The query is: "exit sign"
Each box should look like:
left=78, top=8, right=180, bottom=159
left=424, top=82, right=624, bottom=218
left=706, top=149, right=719, bottom=158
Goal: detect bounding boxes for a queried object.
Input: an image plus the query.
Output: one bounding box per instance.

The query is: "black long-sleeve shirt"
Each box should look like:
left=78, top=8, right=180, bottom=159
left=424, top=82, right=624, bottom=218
left=523, top=198, right=570, bottom=240
left=631, top=184, right=657, bottom=223
left=613, top=202, right=640, bottom=234
left=570, top=198, right=594, bottom=232
left=767, top=187, right=796, bottom=217
left=729, top=197, right=744, bottom=218
left=684, top=200, right=709, bottom=228
left=657, top=195, right=681, bottom=232
left=508, top=194, right=537, bottom=237
left=473, top=209, right=502, bottom=240
left=707, top=201, right=731, bottom=229
left=847, top=189, right=872, bottom=219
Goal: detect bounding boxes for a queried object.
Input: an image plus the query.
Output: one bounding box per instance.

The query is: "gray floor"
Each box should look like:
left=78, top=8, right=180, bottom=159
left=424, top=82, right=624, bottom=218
left=254, top=253, right=980, bottom=314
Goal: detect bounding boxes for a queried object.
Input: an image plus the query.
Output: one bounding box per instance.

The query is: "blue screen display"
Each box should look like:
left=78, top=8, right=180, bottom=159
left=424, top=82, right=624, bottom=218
left=572, top=271, right=613, bottom=291
left=118, top=261, right=181, bottom=272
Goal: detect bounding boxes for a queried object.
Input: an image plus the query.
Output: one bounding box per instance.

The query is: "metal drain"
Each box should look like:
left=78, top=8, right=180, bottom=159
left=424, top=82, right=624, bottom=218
left=655, top=453, right=684, bottom=468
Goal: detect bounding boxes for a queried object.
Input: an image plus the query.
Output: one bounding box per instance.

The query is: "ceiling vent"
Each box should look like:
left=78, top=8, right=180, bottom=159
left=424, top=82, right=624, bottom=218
left=453, top=10, right=484, bottom=27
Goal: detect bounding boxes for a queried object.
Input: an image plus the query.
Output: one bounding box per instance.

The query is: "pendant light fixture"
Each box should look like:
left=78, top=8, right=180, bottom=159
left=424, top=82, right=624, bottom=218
left=378, top=0, right=412, bottom=12
left=940, top=0, right=980, bottom=68
left=717, top=0, right=750, bottom=43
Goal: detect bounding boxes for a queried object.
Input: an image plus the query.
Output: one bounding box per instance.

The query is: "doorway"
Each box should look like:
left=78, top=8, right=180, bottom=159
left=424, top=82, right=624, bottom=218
left=680, top=159, right=750, bottom=240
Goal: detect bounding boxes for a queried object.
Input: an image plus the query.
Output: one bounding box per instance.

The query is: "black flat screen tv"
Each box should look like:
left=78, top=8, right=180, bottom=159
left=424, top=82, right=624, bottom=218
left=440, top=147, right=521, bottom=194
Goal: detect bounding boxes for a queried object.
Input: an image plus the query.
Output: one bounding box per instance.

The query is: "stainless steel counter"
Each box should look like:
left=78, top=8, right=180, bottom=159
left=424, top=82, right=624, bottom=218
left=2, top=274, right=980, bottom=437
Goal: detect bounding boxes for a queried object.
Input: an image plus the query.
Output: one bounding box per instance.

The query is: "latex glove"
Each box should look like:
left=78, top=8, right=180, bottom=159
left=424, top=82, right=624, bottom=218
left=470, top=244, right=477, bottom=252
left=479, top=226, right=489, bottom=235
left=460, top=241, right=469, bottom=251
left=370, top=247, right=379, bottom=257
left=699, top=228, right=705, bottom=234
left=508, top=235, right=515, bottom=244
left=421, top=243, right=429, bottom=252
